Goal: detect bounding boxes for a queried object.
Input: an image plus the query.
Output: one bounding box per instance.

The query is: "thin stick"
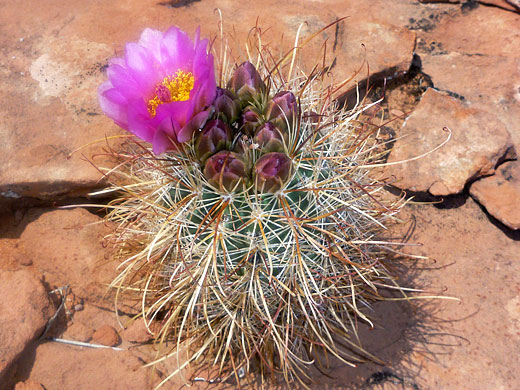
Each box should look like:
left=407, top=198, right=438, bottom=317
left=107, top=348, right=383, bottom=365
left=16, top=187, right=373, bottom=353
left=50, top=338, right=124, bottom=351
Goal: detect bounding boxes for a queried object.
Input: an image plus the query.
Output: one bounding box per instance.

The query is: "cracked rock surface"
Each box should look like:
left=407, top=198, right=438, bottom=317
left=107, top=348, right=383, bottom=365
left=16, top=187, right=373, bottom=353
left=385, top=88, right=516, bottom=196
left=470, top=160, right=520, bottom=229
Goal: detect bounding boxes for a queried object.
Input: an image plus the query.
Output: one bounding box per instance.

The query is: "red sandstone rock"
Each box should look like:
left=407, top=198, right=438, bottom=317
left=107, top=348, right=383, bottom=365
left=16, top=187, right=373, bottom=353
left=123, top=319, right=154, bottom=344
left=14, top=380, right=44, bottom=390
left=419, top=6, right=520, bottom=149
left=470, top=160, right=520, bottom=230
left=0, top=270, right=53, bottom=380
left=91, top=324, right=121, bottom=347
left=2, top=2, right=518, bottom=390
left=481, top=0, right=520, bottom=12
left=385, top=88, right=516, bottom=195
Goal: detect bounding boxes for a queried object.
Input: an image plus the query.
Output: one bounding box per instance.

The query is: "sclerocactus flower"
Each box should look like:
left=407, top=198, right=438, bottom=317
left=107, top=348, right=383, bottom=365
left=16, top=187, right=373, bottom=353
left=227, top=61, right=266, bottom=106
left=98, top=26, right=216, bottom=154
left=214, top=87, right=241, bottom=123
left=267, top=90, right=298, bottom=130
left=195, top=119, right=232, bottom=162
left=253, top=122, right=286, bottom=153
left=254, top=152, right=292, bottom=193
left=204, top=151, right=248, bottom=192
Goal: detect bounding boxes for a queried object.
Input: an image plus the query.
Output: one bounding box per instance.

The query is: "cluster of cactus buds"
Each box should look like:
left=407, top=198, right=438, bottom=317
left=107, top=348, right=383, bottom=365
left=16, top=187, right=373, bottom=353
left=194, top=61, right=298, bottom=193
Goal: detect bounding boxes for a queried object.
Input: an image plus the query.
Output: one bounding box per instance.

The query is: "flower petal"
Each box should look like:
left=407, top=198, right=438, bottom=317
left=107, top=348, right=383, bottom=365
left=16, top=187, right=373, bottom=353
left=192, top=41, right=216, bottom=108
left=125, top=42, right=160, bottom=91
left=138, top=28, right=163, bottom=62
left=152, top=129, right=175, bottom=155
left=98, top=82, right=129, bottom=129
left=153, top=118, right=181, bottom=154
left=127, top=100, right=156, bottom=143
left=155, top=99, right=193, bottom=130
left=160, top=26, right=195, bottom=72
left=107, top=63, right=141, bottom=100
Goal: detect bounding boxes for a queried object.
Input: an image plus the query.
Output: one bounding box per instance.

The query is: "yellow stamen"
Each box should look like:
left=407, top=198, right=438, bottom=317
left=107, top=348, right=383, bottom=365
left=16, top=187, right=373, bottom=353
left=147, top=70, right=195, bottom=117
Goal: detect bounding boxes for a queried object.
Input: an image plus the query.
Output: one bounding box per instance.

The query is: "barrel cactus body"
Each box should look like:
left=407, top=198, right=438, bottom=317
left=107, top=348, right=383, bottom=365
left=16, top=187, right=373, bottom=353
left=105, top=33, right=404, bottom=387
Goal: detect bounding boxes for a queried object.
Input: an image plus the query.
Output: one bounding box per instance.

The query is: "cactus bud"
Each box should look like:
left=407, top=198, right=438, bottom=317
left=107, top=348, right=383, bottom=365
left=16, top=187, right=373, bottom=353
left=253, top=122, right=286, bottom=153
left=227, top=61, right=266, bottom=106
left=214, top=87, right=241, bottom=123
left=267, top=91, right=299, bottom=130
left=195, top=119, right=232, bottom=162
left=240, top=107, right=263, bottom=136
left=254, top=152, right=292, bottom=193
left=204, top=151, right=248, bottom=192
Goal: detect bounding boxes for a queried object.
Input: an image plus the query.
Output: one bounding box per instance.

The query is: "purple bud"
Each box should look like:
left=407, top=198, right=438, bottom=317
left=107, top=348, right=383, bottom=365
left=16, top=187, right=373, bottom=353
left=214, top=87, right=241, bottom=123
left=253, top=122, right=286, bottom=153
left=267, top=91, right=299, bottom=130
left=254, top=152, right=292, bottom=193
left=239, top=107, right=263, bottom=136
left=227, top=61, right=266, bottom=106
left=204, top=151, right=248, bottom=192
left=195, top=119, right=232, bottom=162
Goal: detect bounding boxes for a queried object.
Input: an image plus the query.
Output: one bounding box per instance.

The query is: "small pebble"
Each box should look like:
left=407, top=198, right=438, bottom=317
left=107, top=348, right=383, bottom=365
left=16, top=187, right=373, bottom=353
left=91, top=324, right=121, bottom=347
left=74, top=303, right=84, bottom=312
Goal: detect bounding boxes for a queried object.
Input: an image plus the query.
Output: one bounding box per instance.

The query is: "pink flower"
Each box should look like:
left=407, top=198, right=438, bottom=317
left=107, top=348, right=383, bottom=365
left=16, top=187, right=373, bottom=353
left=98, top=27, right=216, bottom=154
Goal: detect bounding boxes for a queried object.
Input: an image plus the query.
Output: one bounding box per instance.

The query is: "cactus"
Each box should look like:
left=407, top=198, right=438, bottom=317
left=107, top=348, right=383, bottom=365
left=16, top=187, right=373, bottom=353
left=103, top=28, right=405, bottom=388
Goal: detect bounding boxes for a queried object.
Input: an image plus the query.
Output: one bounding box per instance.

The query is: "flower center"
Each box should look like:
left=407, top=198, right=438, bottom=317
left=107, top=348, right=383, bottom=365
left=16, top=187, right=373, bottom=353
left=147, top=70, right=195, bottom=117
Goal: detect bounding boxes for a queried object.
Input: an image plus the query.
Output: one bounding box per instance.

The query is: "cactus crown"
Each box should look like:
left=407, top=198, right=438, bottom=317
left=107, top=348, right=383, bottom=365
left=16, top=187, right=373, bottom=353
left=105, top=31, right=404, bottom=388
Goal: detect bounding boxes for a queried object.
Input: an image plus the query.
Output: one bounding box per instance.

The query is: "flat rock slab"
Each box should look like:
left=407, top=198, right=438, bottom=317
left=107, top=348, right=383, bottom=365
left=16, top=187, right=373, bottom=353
left=470, top=160, right=520, bottom=230
left=0, top=270, right=53, bottom=380
left=0, top=19, right=120, bottom=200
left=385, top=88, right=516, bottom=196
left=0, top=0, right=415, bottom=201
left=419, top=5, right=520, bottom=147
